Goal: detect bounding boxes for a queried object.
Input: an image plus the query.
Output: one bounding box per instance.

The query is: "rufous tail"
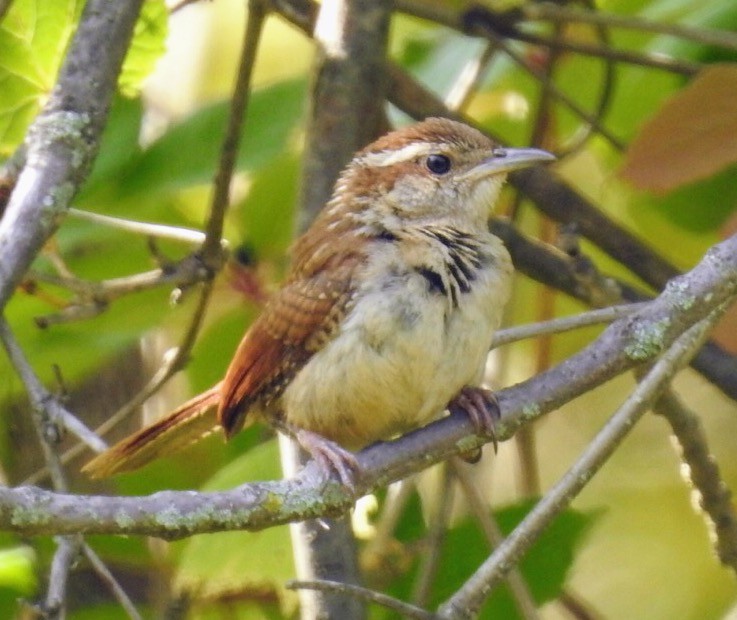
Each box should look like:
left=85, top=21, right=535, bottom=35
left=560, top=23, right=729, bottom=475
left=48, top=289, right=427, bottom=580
left=82, top=383, right=222, bottom=478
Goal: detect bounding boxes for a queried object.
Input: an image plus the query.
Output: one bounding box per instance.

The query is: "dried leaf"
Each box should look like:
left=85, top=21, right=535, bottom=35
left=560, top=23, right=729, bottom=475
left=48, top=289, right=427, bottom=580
left=620, top=64, right=737, bottom=192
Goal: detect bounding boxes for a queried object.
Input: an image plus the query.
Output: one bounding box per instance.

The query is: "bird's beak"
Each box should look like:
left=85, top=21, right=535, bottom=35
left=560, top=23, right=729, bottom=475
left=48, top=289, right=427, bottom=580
left=463, top=147, right=556, bottom=180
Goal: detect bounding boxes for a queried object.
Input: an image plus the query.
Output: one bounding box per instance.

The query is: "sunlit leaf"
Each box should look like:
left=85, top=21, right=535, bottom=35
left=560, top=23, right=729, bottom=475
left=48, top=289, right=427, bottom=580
left=0, top=0, right=83, bottom=152
left=0, top=546, right=36, bottom=596
left=112, top=79, right=306, bottom=200
left=0, top=0, right=166, bottom=154
left=119, top=0, right=168, bottom=97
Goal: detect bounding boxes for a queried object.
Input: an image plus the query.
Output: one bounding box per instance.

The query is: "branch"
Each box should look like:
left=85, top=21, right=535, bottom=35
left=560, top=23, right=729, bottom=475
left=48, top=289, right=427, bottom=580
left=0, top=233, right=735, bottom=538
left=400, top=2, right=701, bottom=76
left=0, top=0, right=145, bottom=309
left=652, top=388, right=737, bottom=572
left=0, top=317, right=106, bottom=454
left=522, top=3, right=737, bottom=51
left=83, top=543, right=143, bottom=620
left=287, top=580, right=434, bottom=620
left=29, top=255, right=212, bottom=327
left=199, top=0, right=266, bottom=266
left=451, top=460, right=539, bottom=620
left=492, top=303, right=646, bottom=347
left=44, top=536, right=82, bottom=619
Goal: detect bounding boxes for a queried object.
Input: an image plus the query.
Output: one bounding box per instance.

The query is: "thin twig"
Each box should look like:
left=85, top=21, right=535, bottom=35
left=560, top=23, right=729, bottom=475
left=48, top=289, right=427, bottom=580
left=492, top=303, right=647, bottom=347
left=437, top=311, right=724, bottom=619
left=200, top=0, right=266, bottom=265
left=45, top=536, right=82, bottom=620
left=0, top=317, right=106, bottom=455
left=83, top=543, right=143, bottom=620
left=29, top=252, right=212, bottom=327
left=508, top=27, right=700, bottom=77
left=24, top=280, right=214, bottom=486
left=0, top=316, right=86, bottom=618
left=69, top=208, right=211, bottom=245
left=523, top=4, right=737, bottom=51
left=394, top=0, right=700, bottom=76
left=287, top=580, right=435, bottom=620
left=411, top=464, right=454, bottom=607
left=451, top=459, right=540, bottom=620
left=487, top=29, right=624, bottom=151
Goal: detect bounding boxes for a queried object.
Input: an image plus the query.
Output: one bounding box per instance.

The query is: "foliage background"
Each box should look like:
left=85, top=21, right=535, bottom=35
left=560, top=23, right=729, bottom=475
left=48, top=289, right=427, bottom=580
left=1, top=0, right=737, bottom=617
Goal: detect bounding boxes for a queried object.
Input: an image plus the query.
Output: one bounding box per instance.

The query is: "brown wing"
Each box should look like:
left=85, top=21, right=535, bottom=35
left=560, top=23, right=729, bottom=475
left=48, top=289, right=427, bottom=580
left=83, top=384, right=221, bottom=478
left=218, top=250, right=361, bottom=437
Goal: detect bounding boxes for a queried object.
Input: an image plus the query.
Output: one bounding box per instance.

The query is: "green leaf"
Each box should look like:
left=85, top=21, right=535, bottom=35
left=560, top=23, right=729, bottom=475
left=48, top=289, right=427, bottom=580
left=112, top=79, right=307, bottom=200
left=430, top=502, right=594, bottom=618
left=173, top=441, right=296, bottom=616
left=0, top=0, right=165, bottom=153
left=0, top=0, right=83, bottom=153
left=486, top=501, right=596, bottom=609
left=0, top=546, right=37, bottom=596
left=628, top=164, right=737, bottom=234
left=118, top=0, right=168, bottom=97
left=377, top=499, right=596, bottom=619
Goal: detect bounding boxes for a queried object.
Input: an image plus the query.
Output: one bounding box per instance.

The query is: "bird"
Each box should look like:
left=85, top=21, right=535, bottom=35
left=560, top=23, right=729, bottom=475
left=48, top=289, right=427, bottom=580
left=83, top=117, right=554, bottom=485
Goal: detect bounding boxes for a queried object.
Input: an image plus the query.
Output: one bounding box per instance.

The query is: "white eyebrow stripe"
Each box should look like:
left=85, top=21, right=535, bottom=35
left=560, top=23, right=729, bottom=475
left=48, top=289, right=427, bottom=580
left=358, top=142, right=438, bottom=167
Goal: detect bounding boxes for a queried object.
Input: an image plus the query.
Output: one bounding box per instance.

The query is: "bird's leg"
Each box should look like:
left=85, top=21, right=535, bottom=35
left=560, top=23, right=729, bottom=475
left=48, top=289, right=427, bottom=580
left=277, top=421, right=360, bottom=489
left=447, top=386, right=500, bottom=453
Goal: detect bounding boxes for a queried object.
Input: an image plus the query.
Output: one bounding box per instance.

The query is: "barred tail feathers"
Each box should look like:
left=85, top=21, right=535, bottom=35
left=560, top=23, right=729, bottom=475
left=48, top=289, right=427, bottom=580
left=82, top=383, right=222, bottom=478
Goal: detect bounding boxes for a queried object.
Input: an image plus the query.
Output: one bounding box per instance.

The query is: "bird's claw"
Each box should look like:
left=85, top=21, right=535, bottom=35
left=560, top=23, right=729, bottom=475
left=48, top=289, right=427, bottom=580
left=448, top=386, right=500, bottom=453
left=295, top=428, right=361, bottom=491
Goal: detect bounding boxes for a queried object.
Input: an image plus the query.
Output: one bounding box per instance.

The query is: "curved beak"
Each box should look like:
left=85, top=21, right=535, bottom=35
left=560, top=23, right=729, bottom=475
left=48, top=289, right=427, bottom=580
left=463, top=147, right=556, bottom=180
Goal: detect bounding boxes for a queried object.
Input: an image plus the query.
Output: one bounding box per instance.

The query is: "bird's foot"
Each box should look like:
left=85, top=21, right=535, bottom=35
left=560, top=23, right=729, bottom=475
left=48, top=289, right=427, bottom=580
left=294, top=428, right=360, bottom=490
left=448, top=386, right=500, bottom=453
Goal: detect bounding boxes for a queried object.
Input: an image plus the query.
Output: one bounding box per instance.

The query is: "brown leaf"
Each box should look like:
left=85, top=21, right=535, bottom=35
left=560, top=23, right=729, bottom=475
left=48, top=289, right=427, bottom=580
left=620, top=63, right=737, bottom=192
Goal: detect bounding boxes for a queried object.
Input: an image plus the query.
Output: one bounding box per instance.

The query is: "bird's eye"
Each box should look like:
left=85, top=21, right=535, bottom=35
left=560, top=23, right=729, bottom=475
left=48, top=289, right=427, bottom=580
left=425, top=154, right=451, bottom=175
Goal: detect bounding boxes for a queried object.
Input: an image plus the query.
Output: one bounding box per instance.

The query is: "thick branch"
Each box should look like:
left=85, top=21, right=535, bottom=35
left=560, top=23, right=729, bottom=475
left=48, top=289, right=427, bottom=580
left=0, top=234, right=735, bottom=539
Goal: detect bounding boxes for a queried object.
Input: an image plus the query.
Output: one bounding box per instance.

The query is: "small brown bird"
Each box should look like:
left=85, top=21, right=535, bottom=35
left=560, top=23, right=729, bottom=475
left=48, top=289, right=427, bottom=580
left=83, top=118, right=554, bottom=484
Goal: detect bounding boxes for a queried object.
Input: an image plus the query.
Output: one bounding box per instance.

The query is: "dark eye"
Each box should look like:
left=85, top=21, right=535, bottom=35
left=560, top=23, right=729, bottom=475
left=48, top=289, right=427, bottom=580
left=425, top=154, right=451, bottom=175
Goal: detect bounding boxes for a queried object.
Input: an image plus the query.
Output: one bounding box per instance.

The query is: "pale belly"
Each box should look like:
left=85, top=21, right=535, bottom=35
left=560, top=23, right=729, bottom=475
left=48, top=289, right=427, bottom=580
left=280, top=245, right=512, bottom=448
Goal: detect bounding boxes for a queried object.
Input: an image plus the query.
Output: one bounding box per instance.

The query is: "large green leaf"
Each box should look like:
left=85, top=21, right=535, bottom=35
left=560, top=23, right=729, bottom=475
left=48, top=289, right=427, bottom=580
left=375, top=498, right=596, bottom=619
left=104, top=79, right=306, bottom=202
